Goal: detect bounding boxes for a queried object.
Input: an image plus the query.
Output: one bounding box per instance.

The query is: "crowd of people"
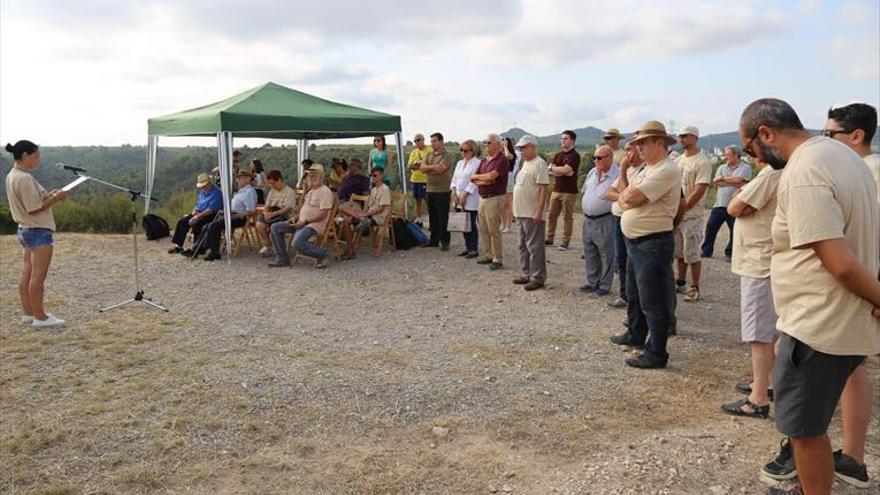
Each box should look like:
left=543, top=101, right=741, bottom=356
left=5, top=99, right=879, bottom=495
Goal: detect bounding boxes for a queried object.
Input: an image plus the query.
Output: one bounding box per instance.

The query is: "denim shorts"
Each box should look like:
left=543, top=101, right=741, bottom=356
left=18, top=227, right=54, bottom=249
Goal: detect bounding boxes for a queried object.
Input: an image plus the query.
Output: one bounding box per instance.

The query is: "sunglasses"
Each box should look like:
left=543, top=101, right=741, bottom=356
left=743, top=129, right=759, bottom=158
left=414, top=138, right=424, bottom=141
left=821, top=129, right=852, bottom=138
left=460, top=148, right=472, bottom=152
left=594, top=154, right=610, bottom=160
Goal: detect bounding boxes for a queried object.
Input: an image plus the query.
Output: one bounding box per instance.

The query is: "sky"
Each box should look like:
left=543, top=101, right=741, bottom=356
left=1, top=0, right=878, bottom=147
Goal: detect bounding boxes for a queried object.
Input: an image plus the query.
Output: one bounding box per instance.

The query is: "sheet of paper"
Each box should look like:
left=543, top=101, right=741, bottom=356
left=61, top=176, right=88, bottom=192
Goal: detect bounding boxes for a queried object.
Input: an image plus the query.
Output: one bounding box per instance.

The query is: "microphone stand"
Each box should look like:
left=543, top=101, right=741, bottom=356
left=71, top=172, right=168, bottom=313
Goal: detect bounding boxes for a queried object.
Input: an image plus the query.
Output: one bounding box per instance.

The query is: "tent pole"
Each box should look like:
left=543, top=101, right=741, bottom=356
left=145, top=135, right=158, bottom=214
left=217, top=132, right=234, bottom=263
left=395, top=132, right=407, bottom=218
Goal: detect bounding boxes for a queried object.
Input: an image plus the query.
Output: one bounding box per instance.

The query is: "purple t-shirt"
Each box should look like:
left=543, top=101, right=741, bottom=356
left=477, top=154, right=509, bottom=198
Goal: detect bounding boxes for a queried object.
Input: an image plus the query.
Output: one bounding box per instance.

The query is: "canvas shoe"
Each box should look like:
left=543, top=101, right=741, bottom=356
left=833, top=450, right=870, bottom=488
left=32, top=314, right=65, bottom=328
left=684, top=286, right=701, bottom=303
left=258, top=246, right=273, bottom=257
left=21, top=315, right=34, bottom=325
left=761, top=438, right=797, bottom=481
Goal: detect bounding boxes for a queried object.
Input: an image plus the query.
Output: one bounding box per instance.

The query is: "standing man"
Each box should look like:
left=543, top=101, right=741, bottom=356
left=471, top=134, right=509, bottom=270
left=605, top=141, right=645, bottom=308
left=511, top=136, right=550, bottom=290
left=168, top=173, right=223, bottom=255
left=604, top=128, right=626, bottom=165
left=610, top=121, right=681, bottom=369
left=579, top=145, right=620, bottom=297
left=702, top=146, right=751, bottom=260
left=419, top=132, right=454, bottom=250
left=825, top=103, right=879, bottom=202
left=546, top=130, right=580, bottom=250
left=407, top=133, right=432, bottom=225
left=738, top=99, right=880, bottom=495
left=674, top=126, right=712, bottom=302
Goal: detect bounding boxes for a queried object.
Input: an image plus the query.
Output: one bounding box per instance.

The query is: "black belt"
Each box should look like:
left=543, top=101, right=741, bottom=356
left=626, top=230, right=672, bottom=244
left=480, top=193, right=505, bottom=199
left=584, top=212, right=612, bottom=220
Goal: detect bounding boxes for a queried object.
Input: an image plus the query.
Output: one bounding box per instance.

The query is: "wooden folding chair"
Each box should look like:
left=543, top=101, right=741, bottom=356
left=352, top=198, right=395, bottom=256
left=231, top=212, right=260, bottom=255
left=292, top=199, right=341, bottom=266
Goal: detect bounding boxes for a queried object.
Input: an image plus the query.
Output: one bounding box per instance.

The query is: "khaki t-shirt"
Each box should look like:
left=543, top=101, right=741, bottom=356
left=367, top=183, right=392, bottom=225
left=731, top=166, right=781, bottom=279
left=5, top=166, right=55, bottom=230
left=676, top=151, right=712, bottom=220
left=620, top=158, right=681, bottom=238
left=265, top=185, right=298, bottom=212
left=425, top=150, right=454, bottom=193
left=300, top=185, right=335, bottom=233
left=864, top=153, right=880, bottom=204
left=611, top=164, right=644, bottom=217
left=612, top=148, right=625, bottom=167
left=771, top=137, right=880, bottom=356
left=512, top=157, right=550, bottom=218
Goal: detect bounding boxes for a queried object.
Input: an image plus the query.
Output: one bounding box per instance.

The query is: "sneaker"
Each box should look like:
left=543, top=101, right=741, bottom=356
left=610, top=332, right=643, bottom=348
left=489, top=261, right=503, bottom=270
left=168, top=246, right=183, bottom=254
left=557, top=243, right=569, bottom=251
left=765, top=486, right=803, bottom=495
left=458, top=250, right=470, bottom=257
left=267, top=260, right=290, bottom=267
left=675, top=281, right=687, bottom=294
left=833, top=450, right=870, bottom=488
left=315, top=257, right=330, bottom=269
left=476, top=257, right=493, bottom=265
left=684, top=286, right=701, bottom=303
left=32, top=314, right=65, bottom=328
left=578, top=284, right=596, bottom=293
left=607, top=298, right=627, bottom=308
left=625, top=353, right=667, bottom=369
left=512, top=276, right=530, bottom=285
left=440, top=244, right=450, bottom=251
left=593, top=288, right=610, bottom=297
left=258, top=246, right=273, bottom=257
left=761, top=438, right=797, bottom=481
left=21, top=315, right=34, bottom=325
left=524, top=281, right=545, bottom=291
left=500, top=225, right=510, bottom=234
left=465, top=251, right=479, bottom=259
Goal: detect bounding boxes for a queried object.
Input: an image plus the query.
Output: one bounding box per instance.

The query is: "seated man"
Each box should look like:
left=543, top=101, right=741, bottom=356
left=268, top=164, right=335, bottom=268
left=194, top=169, right=257, bottom=261
left=168, top=173, right=222, bottom=254
left=256, top=170, right=298, bottom=257
left=339, top=166, right=391, bottom=259
left=336, top=158, right=371, bottom=202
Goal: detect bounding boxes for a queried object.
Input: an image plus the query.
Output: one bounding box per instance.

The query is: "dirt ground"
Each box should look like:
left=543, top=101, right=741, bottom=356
left=1, top=225, right=877, bottom=495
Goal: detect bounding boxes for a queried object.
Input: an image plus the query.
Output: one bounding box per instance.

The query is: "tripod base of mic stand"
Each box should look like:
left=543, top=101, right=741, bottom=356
left=100, top=290, right=169, bottom=313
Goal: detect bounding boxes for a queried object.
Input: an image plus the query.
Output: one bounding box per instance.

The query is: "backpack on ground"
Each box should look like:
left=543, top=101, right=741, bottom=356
left=405, top=220, right=429, bottom=246
left=142, top=213, right=170, bottom=240
left=392, top=218, right=417, bottom=250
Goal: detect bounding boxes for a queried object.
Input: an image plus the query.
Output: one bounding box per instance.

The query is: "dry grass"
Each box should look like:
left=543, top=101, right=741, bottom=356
left=1, top=233, right=877, bottom=494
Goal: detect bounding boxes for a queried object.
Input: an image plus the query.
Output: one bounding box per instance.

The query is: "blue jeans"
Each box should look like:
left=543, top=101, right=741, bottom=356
left=459, top=209, right=479, bottom=252
left=17, top=227, right=54, bottom=249
left=625, top=232, right=675, bottom=364
left=270, top=222, right=297, bottom=263
left=612, top=216, right=627, bottom=301
left=702, top=206, right=734, bottom=258
left=292, top=226, right=328, bottom=260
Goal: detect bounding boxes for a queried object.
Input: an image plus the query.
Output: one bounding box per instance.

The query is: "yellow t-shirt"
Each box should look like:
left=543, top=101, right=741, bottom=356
left=676, top=151, right=712, bottom=220
left=771, top=137, right=880, bottom=356
left=4, top=165, right=55, bottom=230
left=367, top=183, right=392, bottom=225
left=611, top=164, right=644, bottom=217
left=512, top=157, right=550, bottom=218
left=731, top=166, right=781, bottom=279
left=620, top=158, right=681, bottom=238
left=408, top=147, right=432, bottom=184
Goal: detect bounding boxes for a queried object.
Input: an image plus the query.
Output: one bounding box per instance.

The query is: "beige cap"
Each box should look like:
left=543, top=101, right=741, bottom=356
left=678, top=125, right=700, bottom=138
left=514, top=135, right=538, bottom=148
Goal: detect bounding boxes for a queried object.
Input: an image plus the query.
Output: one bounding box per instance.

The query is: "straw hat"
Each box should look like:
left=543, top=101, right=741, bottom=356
left=306, top=164, right=325, bottom=175
left=196, top=173, right=212, bottom=187
left=603, top=128, right=623, bottom=139
left=628, top=121, right=677, bottom=146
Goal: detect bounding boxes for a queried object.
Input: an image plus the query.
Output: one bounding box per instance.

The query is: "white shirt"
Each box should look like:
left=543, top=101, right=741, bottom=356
left=450, top=157, right=481, bottom=211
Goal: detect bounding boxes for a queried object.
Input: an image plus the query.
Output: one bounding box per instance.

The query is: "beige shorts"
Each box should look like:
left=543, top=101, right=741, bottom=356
left=674, top=215, right=704, bottom=264
left=740, top=276, right=778, bottom=343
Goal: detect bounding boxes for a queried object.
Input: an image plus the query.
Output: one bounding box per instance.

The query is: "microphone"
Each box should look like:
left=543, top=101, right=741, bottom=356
left=56, top=162, right=87, bottom=173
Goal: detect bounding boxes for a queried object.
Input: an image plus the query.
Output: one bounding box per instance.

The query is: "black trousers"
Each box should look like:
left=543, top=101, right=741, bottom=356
left=172, top=213, right=214, bottom=246
left=203, top=215, right=247, bottom=253
left=702, top=206, right=735, bottom=258
left=426, top=191, right=451, bottom=246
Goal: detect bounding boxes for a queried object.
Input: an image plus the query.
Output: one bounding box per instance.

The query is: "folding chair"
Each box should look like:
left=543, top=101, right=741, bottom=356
left=292, top=199, right=341, bottom=266
left=352, top=197, right=395, bottom=256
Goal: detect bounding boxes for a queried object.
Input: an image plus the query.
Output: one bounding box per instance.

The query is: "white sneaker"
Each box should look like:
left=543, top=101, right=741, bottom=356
left=259, top=246, right=273, bottom=257
left=32, top=314, right=65, bottom=328
left=21, top=315, right=34, bottom=324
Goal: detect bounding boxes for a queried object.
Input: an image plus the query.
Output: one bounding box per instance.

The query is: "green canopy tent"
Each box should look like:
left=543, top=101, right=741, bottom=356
left=145, top=82, right=404, bottom=261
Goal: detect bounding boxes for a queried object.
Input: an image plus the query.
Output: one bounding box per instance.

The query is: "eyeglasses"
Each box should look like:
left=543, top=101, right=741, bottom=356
left=743, top=128, right=760, bottom=158
left=821, top=128, right=852, bottom=138
left=594, top=154, right=610, bottom=160
left=460, top=148, right=472, bottom=153
left=414, top=138, right=424, bottom=142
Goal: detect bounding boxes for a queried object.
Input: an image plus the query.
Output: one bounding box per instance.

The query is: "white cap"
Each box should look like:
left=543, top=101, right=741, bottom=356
left=514, top=135, right=538, bottom=148
left=678, top=125, right=699, bottom=138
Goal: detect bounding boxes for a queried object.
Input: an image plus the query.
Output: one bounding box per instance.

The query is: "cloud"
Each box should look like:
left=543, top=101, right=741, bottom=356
left=825, top=35, right=880, bottom=78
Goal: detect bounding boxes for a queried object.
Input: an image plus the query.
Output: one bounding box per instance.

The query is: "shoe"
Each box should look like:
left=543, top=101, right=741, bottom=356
left=267, top=260, right=290, bottom=267
left=607, top=298, right=627, bottom=308
left=315, top=258, right=330, bottom=269
left=524, top=281, right=545, bottom=291
left=168, top=246, right=183, bottom=254
left=545, top=240, right=553, bottom=246
left=440, top=244, right=450, bottom=251
left=557, top=243, right=569, bottom=251
left=700, top=252, right=712, bottom=259
left=354, top=218, right=372, bottom=234
left=21, top=315, right=34, bottom=325
left=761, top=438, right=797, bottom=481
left=610, top=332, right=643, bottom=348
left=476, top=258, right=493, bottom=265
left=500, top=226, right=510, bottom=233
left=833, top=450, right=870, bottom=488
left=422, top=242, right=440, bottom=248
left=625, top=353, right=667, bottom=369
left=340, top=252, right=356, bottom=261
left=465, top=251, right=479, bottom=259
left=203, top=251, right=221, bottom=261
left=258, top=246, right=273, bottom=257
left=32, top=314, right=65, bottom=328
left=720, top=398, right=770, bottom=418
left=458, top=250, right=470, bottom=257
left=181, top=248, right=194, bottom=257
left=765, top=486, right=803, bottom=495
left=489, top=261, right=503, bottom=270
left=735, top=382, right=774, bottom=401
left=594, top=289, right=610, bottom=297
left=512, top=276, right=530, bottom=285
left=578, top=284, right=596, bottom=293
left=675, top=282, right=687, bottom=294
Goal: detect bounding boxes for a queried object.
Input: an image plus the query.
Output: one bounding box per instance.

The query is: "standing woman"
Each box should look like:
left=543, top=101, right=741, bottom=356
left=502, top=137, right=522, bottom=233
left=368, top=135, right=394, bottom=188
left=450, top=139, right=482, bottom=258
left=249, top=159, right=267, bottom=204
left=5, top=140, right=68, bottom=327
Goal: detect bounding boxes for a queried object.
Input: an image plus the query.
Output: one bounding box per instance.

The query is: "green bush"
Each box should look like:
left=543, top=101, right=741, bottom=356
left=0, top=204, right=15, bottom=234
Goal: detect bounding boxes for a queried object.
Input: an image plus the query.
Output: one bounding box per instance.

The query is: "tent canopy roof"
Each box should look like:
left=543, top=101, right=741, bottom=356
left=147, top=82, right=401, bottom=140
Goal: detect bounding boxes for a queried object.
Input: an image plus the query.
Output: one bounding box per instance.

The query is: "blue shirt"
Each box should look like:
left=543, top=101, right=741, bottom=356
left=195, top=186, right=223, bottom=213
left=231, top=184, right=257, bottom=214
left=581, top=164, right=620, bottom=216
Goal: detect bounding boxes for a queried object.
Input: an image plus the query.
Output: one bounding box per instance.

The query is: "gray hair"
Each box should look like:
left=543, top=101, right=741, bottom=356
left=724, top=145, right=741, bottom=157
left=462, top=139, right=480, bottom=157
left=740, top=98, right=805, bottom=136
left=485, top=133, right=502, bottom=144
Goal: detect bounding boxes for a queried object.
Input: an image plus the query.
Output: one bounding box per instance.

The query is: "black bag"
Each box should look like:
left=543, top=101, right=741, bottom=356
left=142, top=213, right=170, bottom=240
left=392, top=218, right=416, bottom=250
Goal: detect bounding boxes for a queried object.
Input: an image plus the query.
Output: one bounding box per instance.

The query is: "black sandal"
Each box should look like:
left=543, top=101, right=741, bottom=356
left=734, top=381, right=774, bottom=401
left=721, top=398, right=770, bottom=418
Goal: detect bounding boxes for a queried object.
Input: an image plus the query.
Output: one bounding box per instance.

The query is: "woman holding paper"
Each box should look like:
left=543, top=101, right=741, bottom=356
left=4, top=140, right=67, bottom=327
